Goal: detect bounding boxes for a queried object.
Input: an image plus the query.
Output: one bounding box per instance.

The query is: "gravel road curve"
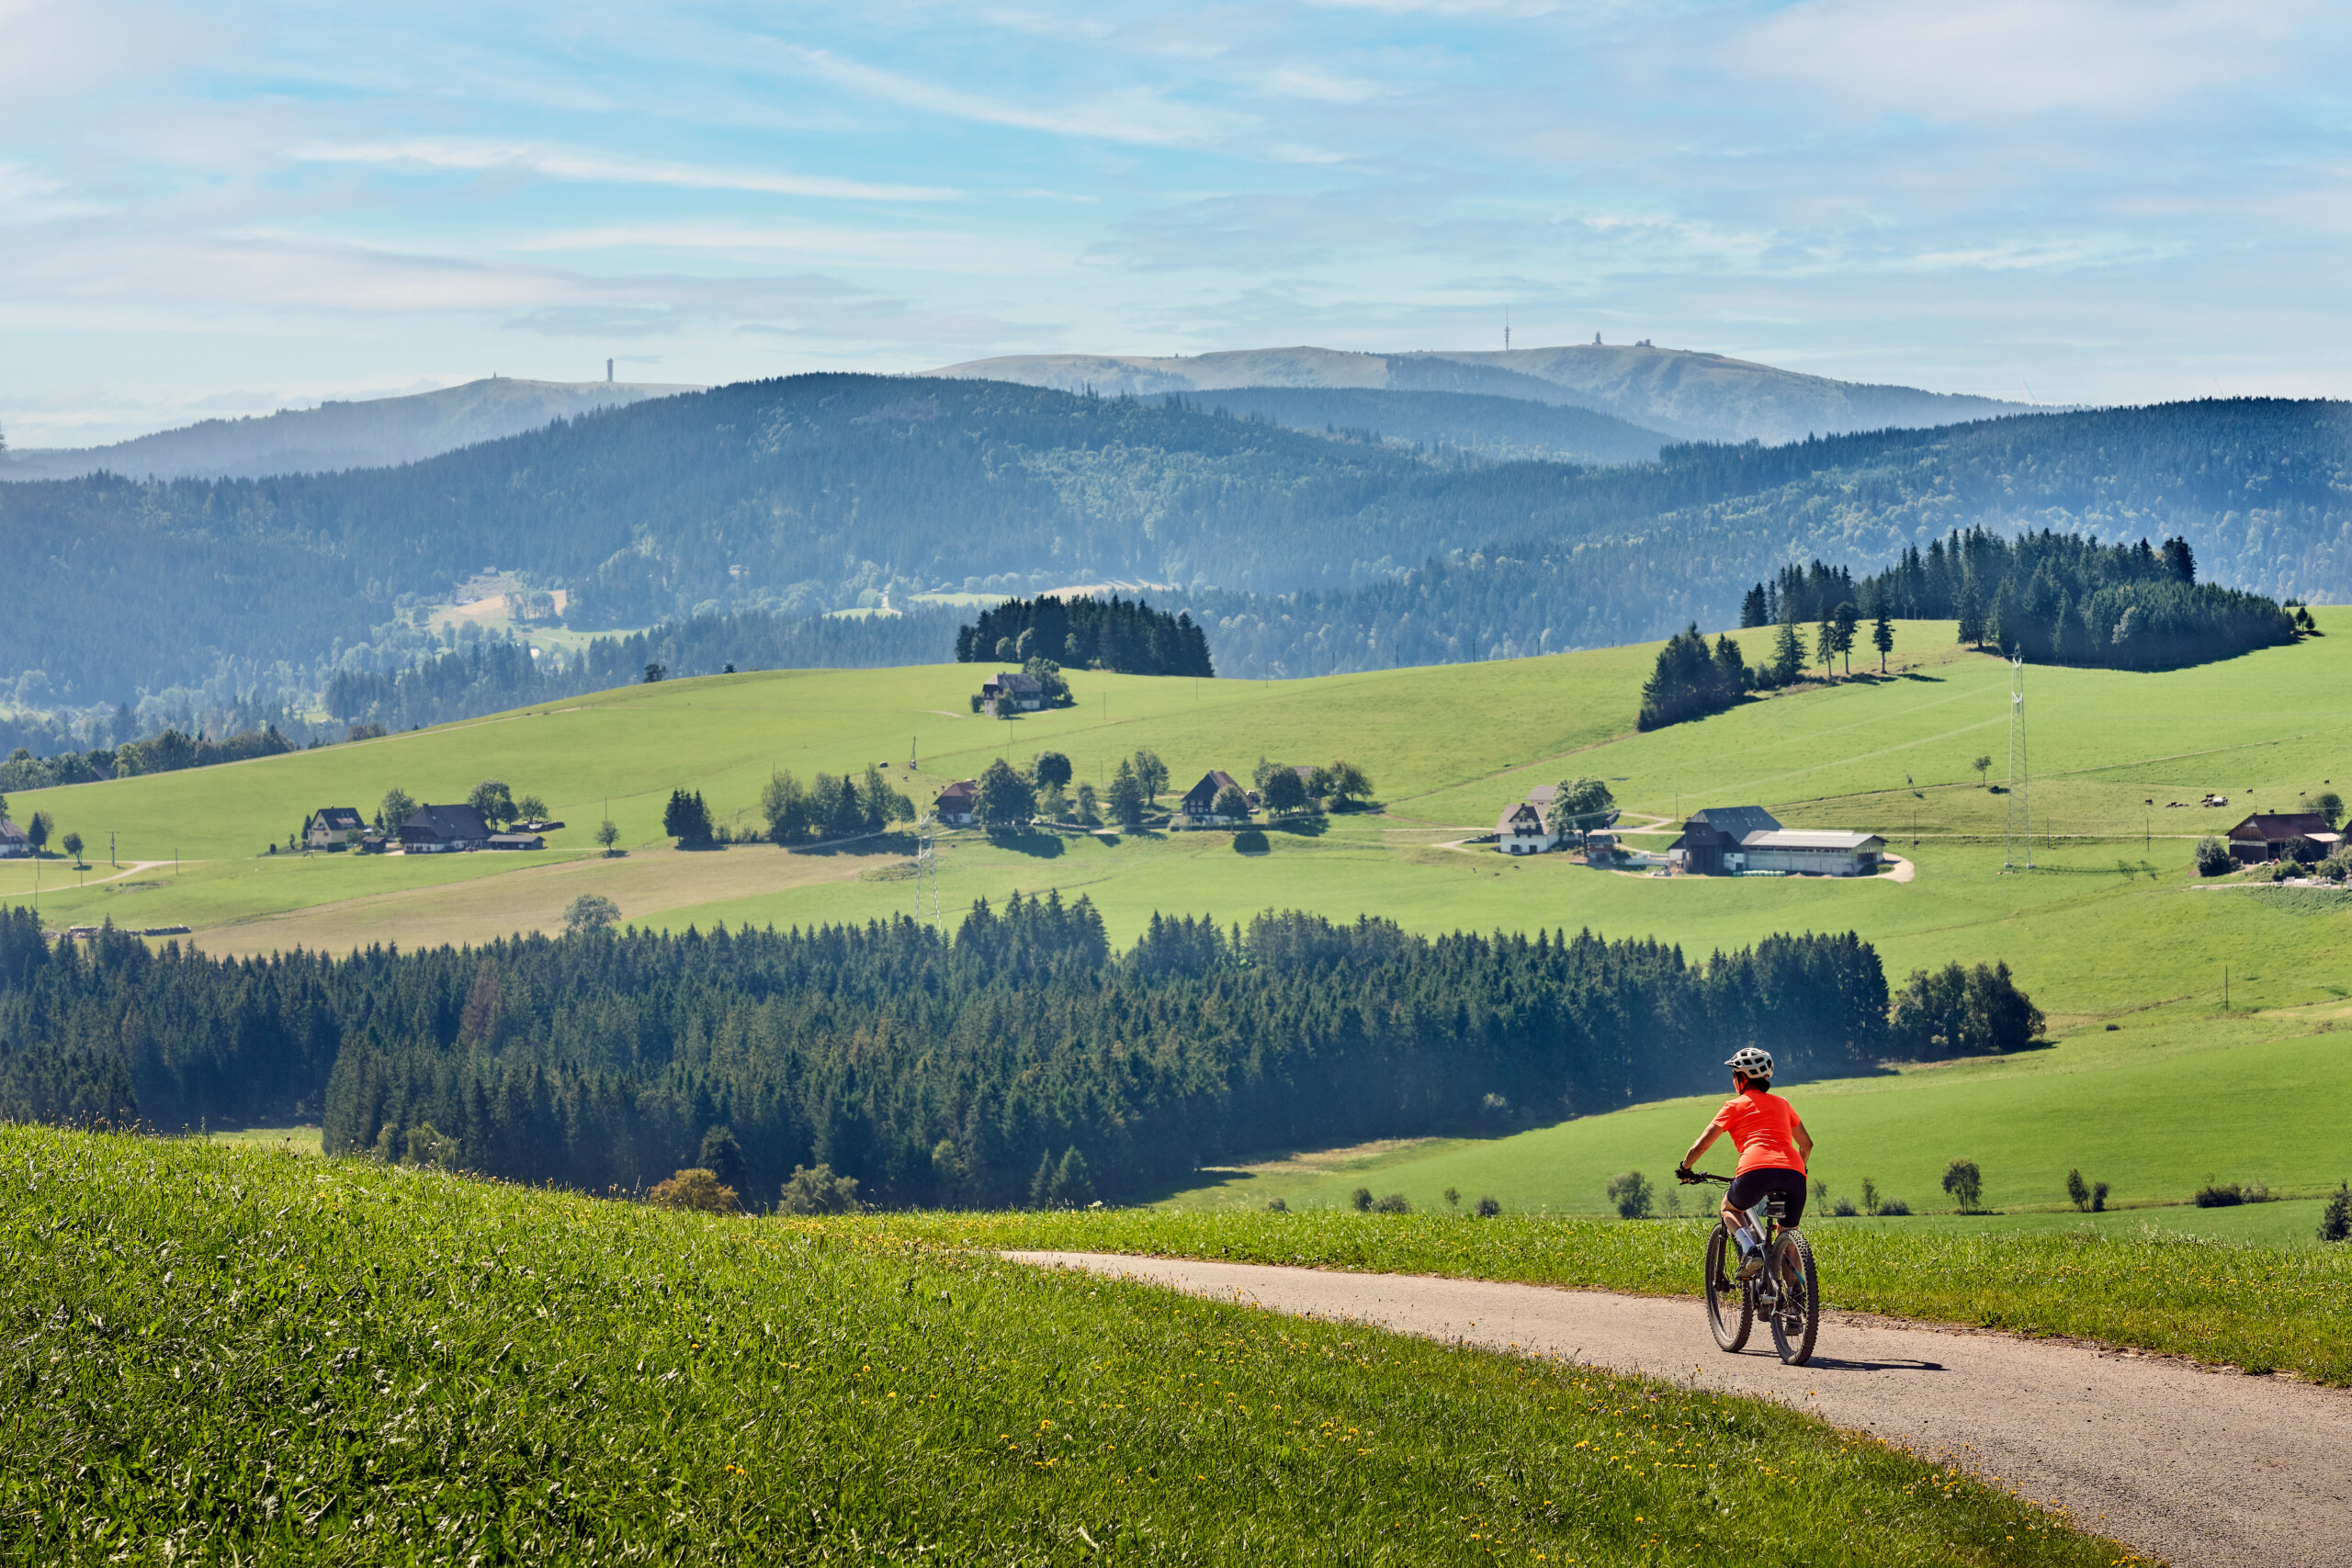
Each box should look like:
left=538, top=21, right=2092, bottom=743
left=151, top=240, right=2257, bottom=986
left=1008, top=1251, right=2352, bottom=1568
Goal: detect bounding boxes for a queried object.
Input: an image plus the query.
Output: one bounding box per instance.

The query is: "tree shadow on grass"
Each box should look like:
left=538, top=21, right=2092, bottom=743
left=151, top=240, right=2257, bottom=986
left=988, top=829, right=1066, bottom=859
left=1233, top=829, right=1272, bottom=855
left=1266, top=815, right=1330, bottom=838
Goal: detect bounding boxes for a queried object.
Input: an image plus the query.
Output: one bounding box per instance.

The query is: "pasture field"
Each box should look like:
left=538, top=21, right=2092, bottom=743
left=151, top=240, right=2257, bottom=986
left=871, top=1206, right=2352, bottom=1387
left=3, top=615, right=2348, bottom=1213
left=0, top=1127, right=2126, bottom=1566
left=0, top=615, right=2341, bottom=1012
left=1154, top=1001, right=2352, bottom=1216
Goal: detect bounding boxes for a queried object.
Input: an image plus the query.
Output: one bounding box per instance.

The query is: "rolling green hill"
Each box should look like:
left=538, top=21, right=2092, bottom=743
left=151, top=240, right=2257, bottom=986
left=5, top=612, right=2346, bottom=1211
left=0, top=1126, right=2125, bottom=1564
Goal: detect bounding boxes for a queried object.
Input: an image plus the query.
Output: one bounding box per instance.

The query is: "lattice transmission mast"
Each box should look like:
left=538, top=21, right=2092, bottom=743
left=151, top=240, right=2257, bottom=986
left=2004, top=656, right=2033, bottom=870
left=912, top=817, right=944, bottom=925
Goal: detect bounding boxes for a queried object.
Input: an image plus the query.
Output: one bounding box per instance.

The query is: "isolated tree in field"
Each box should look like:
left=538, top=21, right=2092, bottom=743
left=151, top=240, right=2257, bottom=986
left=2194, top=836, right=2233, bottom=877
left=1132, top=750, right=1169, bottom=803
left=1871, top=610, right=1894, bottom=672
left=1546, top=777, right=1615, bottom=843
left=596, top=818, right=621, bottom=855
left=1106, top=758, right=1146, bottom=828
left=1351, top=1186, right=1374, bottom=1213
left=564, top=892, right=620, bottom=934
left=1604, top=1170, right=1654, bottom=1220
left=1210, top=782, right=1252, bottom=821
left=1031, top=751, right=1073, bottom=790
left=514, top=794, right=548, bottom=825
left=62, top=831, right=84, bottom=866
left=25, top=812, right=51, bottom=855
left=1324, top=760, right=1372, bottom=808
left=2315, top=789, right=2346, bottom=829
left=976, top=757, right=1035, bottom=829
left=641, top=663, right=666, bottom=683
left=2065, top=1168, right=2090, bottom=1212
left=1260, top=765, right=1308, bottom=818
left=662, top=788, right=713, bottom=846
left=696, top=1126, right=746, bottom=1193
left=1476, top=1196, right=1501, bottom=1218
left=1941, top=1158, right=1984, bottom=1213
left=380, top=787, right=417, bottom=830
left=648, top=1168, right=737, bottom=1213
left=469, top=779, right=515, bottom=828
left=777, top=1163, right=861, bottom=1215
left=1833, top=602, right=1860, bottom=674
left=1816, top=608, right=1838, bottom=678
left=1973, top=755, right=1993, bottom=788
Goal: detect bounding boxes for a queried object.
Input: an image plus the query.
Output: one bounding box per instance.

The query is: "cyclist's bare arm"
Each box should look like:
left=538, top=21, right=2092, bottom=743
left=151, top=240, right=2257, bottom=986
left=1793, top=1119, right=1814, bottom=1160
left=1679, top=1124, right=1723, bottom=1176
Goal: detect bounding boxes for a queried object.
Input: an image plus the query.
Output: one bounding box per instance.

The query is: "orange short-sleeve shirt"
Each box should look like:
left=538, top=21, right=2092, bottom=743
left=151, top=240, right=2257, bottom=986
left=1710, top=1086, right=1807, bottom=1176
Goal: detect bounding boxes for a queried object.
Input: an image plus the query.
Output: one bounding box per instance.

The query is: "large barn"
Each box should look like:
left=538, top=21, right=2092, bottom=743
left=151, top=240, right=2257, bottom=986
left=1671, top=807, right=1885, bottom=877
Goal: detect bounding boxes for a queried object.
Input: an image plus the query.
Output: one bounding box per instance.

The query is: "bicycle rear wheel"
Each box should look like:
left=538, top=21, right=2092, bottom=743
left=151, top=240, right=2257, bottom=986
left=1703, top=1224, right=1752, bottom=1352
left=1767, top=1228, right=1818, bottom=1365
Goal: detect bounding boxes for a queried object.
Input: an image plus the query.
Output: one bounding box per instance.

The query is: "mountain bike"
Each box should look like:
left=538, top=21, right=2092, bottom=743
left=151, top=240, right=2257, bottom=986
left=1683, top=1170, right=1817, bottom=1365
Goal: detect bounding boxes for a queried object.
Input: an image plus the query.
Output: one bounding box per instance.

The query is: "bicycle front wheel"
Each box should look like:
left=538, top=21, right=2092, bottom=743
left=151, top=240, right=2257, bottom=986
left=1768, top=1228, right=1818, bottom=1365
left=1704, top=1224, right=1752, bottom=1352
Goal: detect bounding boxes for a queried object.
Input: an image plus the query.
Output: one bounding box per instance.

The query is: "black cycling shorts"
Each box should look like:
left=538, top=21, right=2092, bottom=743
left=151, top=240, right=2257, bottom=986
left=1725, top=1167, right=1808, bottom=1227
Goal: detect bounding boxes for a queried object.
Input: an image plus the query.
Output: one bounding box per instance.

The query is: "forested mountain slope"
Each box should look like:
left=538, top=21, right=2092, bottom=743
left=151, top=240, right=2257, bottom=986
left=932, top=343, right=2032, bottom=445
left=1175, top=387, right=1668, bottom=465
left=0, top=377, right=697, bottom=481
left=3, top=378, right=2348, bottom=711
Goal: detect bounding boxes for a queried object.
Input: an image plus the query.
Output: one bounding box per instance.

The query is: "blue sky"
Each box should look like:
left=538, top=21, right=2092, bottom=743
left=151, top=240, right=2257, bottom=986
left=5, top=0, right=2349, bottom=446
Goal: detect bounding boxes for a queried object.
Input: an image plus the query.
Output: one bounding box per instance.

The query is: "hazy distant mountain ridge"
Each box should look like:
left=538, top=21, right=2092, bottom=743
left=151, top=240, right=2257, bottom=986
left=0, top=377, right=700, bottom=480
left=931, top=343, right=2033, bottom=446
left=1174, top=387, right=1669, bottom=466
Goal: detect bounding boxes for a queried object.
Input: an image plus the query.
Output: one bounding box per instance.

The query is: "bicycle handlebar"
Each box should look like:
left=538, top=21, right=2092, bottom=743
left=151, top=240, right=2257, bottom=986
left=1677, top=1168, right=1731, bottom=1186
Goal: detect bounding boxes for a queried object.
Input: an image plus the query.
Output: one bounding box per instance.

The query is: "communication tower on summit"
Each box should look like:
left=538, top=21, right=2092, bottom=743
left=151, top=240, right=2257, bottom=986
left=2004, top=656, right=2032, bottom=870
left=1504, top=307, right=1511, bottom=351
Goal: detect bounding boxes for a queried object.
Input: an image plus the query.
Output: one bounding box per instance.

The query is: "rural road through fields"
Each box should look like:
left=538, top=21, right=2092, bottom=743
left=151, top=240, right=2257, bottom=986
left=1008, top=1252, right=2352, bottom=1568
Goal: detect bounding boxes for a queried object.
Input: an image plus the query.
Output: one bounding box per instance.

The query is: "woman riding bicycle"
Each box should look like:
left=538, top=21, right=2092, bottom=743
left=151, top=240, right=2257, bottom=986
left=1678, top=1046, right=1812, bottom=1278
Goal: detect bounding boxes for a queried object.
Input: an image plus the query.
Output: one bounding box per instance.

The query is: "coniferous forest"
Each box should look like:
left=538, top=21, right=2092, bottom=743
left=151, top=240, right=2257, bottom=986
left=6, top=386, right=2352, bottom=729
left=0, top=904, right=1890, bottom=1208
left=955, top=596, right=1214, bottom=676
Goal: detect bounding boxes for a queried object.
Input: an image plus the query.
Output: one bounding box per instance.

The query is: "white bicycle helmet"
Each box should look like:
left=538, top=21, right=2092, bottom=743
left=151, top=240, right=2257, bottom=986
left=1724, top=1046, right=1774, bottom=1078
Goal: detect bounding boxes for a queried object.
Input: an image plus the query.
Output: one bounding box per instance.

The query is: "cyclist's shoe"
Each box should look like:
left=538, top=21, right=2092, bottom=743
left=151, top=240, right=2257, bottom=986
left=1735, top=1249, right=1765, bottom=1281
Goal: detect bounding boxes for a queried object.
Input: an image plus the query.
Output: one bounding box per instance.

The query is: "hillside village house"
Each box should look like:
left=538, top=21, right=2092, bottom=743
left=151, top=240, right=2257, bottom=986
left=0, top=819, right=27, bottom=858
left=933, top=780, right=978, bottom=827
left=304, top=807, right=367, bottom=849
left=2224, top=811, right=2342, bottom=863
left=1672, top=806, right=1885, bottom=877
left=397, top=803, right=492, bottom=853
left=1496, top=801, right=1557, bottom=854
left=979, top=671, right=1046, bottom=716
left=1179, top=770, right=1249, bottom=826
left=489, top=830, right=547, bottom=851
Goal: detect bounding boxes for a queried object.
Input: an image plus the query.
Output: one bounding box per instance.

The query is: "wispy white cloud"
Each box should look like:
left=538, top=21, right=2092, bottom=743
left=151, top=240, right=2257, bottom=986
left=289, top=138, right=957, bottom=202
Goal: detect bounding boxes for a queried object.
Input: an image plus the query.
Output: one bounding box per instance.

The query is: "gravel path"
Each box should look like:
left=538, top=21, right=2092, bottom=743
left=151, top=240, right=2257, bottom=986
left=1009, top=1251, right=2352, bottom=1568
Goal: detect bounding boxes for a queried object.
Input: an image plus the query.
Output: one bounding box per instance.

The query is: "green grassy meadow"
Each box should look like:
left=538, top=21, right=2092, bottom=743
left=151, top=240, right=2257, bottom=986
left=0, top=1128, right=2133, bottom=1566
left=6, top=613, right=2351, bottom=1214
